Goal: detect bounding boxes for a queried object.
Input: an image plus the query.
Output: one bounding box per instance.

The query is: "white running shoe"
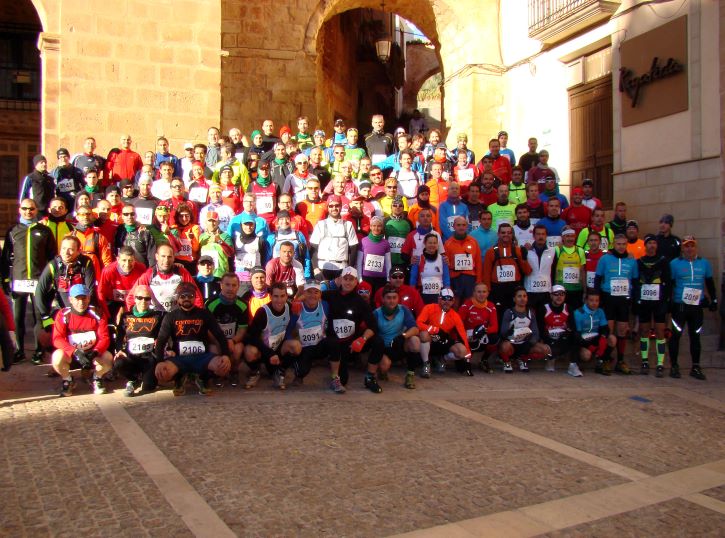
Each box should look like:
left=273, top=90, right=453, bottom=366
left=567, top=362, right=583, bottom=377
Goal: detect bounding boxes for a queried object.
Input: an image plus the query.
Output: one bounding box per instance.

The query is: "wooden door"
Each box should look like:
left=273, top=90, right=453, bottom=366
left=569, top=75, right=613, bottom=208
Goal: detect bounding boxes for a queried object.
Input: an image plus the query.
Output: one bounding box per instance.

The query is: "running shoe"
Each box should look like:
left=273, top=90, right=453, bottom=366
left=614, top=361, right=632, bottom=375
left=124, top=380, right=138, bottom=397
left=173, top=375, right=188, bottom=396
left=92, top=377, right=107, bottom=395
left=480, top=358, right=493, bottom=374
left=364, top=374, right=382, bottom=393
left=273, top=370, right=286, bottom=390
left=655, top=365, right=664, bottom=378
left=519, top=359, right=529, bottom=372
left=640, top=361, right=649, bottom=375
left=689, top=366, right=706, bottom=381
left=462, top=362, right=473, bottom=376
left=669, top=364, right=681, bottom=379
left=404, top=371, right=416, bottom=389
left=503, top=362, right=513, bottom=374
left=195, top=375, right=212, bottom=395
left=245, top=370, right=261, bottom=389
left=545, top=358, right=556, bottom=372
left=567, top=363, right=583, bottom=377
left=329, top=375, right=346, bottom=393
left=59, top=378, right=75, bottom=397
left=420, top=361, right=431, bottom=378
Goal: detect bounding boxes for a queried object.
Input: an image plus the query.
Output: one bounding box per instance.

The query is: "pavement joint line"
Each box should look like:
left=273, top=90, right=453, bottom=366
left=95, top=398, right=237, bottom=538
left=662, top=387, right=725, bottom=412
left=428, top=399, right=650, bottom=481
left=682, top=493, right=725, bottom=515
left=392, top=459, right=725, bottom=538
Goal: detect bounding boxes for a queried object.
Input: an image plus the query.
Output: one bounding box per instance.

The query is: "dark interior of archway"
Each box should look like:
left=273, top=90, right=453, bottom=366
left=317, top=8, right=436, bottom=132
left=0, top=0, right=42, bottom=217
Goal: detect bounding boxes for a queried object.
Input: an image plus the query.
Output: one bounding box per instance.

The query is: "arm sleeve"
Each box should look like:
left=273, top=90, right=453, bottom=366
left=35, top=264, right=55, bottom=318
left=409, top=262, right=419, bottom=287
left=706, top=277, right=717, bottom=302
left=442, top=262, right=451, bottom=287
left=416, top=305, right=432, bottom=331
left=115, top=315, right=127, bottom=353
left=93, top=317, right=111, bottom=354
left=487, top=305, right=499, bottom=334
left=52, top=311, right=75, bottom=357
left=499, top=310, right=514, bottom=338
left=529, top=311, right=540, bottom=342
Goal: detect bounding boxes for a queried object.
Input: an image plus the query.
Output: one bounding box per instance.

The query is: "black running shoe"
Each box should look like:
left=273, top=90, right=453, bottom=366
left=669, top=365, right=681, bottom=379
left=364, top=374, right=382, bottom=394
left=689, top=366, right=706, bottom=381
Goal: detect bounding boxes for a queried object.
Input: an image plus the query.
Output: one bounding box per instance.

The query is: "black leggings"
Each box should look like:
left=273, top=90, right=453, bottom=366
left=114, top=354, right=157, bottom=391
left=386, top=335, right=422, bottom=371
left=669, top=303, right=703, bottom=366
left=294, top=340, right=330, bottom=379
left=328, top=335, right=385, bottom=385
left=0, top=314, right=14, bottom=370
left=12, top=292, right=37, bottom=352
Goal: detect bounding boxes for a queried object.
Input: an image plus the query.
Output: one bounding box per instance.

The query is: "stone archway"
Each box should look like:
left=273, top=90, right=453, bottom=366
left=303, top=0, right=449, bottom=131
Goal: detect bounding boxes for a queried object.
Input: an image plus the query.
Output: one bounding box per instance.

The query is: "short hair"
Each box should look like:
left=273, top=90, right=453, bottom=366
left=193, top=143, right=207, bottom=153
left=429, top=128, right=441, bottom=138
left=278, top=241, right=294, bottom=250
left=488, top=138, right=498, bottom=146
left=382, top=284, right=399, bottom=297
left=221, top=272, right=239, bottom=283
left=533, top=224, right=547, bottom=234
left=397, top=134, right=412, bottom=144
left=512, top=165, right=523, bottom=174
left=400, top=149, right=415, bottom=159
left=118, top=246, right=136, bottom=258
left=269, top=282, right=287, bottom=294
left=412, top=133, right=426, bottom=143
left=615, top=201, right=627, bottom=209
left=61, top=235, right=82, bottom=249
left=49, top=197, right=68, bottom=209
left=159, top=161, right=174, bottom=169
left=586, top=288, right=601, bottom=297
left=497, top=223, right=513, bottom=232
left=156, top=136, right=168, bottom=144
left=156, top=243, right=174, bottom=255
left=515, top=203, right=529, bottom=213
left=222, top=142, right=234, bottom=155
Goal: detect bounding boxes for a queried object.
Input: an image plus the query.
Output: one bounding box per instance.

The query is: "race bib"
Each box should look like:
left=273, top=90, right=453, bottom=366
left=136, top=207, right=153, bottom=225
left=512, top=327, right=532, bottom=342
left=610, top=278, right=629, bottom=297
left=364, top=253, right=385, bottom=273
left=179, top=340, right=205, bottom=355
left=454, top=253, right=473, bottom=272
left=562, top=266, right=580, bottom=285
left=388, top=236, right=405, bottom=254
left=546, top=236, right=562, bottom=249
left=128, top=337, right=155, bottom=355
left=56, top=178, right=74, bottom=193
left=332, top=319, right=356, bottom=338
left=238, top=252, right=257, bottom=270
left=529, top=276, right=549, bottom=290
left=446, top=216, right=456, bottom=231
left=189, top=187, right=208, bottom=203
left=13, top=279, right=37, bottom=294
left=497, top=265, right=516, bottom=282
left=582, top=332, right=598, bottom=341
left=640, top=284, right=660, bottom=301
left=548, top=327, right=566, bottom=339
left=268, top=332, right=284, bottom=350
left=299, top=326, right=323, bottom=347
left=112, top=289, right=128, bottom=302
left=371, top=153, right=386, bottom=164
left=586, top=271, right=596, bottom=289
left=457, top=168, right=474, bottom=182
left=470, top=220, right=480, bottom=231
left=219, top=322, right=236, bottom=339
left=682, top=287, right=702, bottom=306
left=421, top=276, right=442, bottom=294
left=257, top=196, right=275, bottom=214
left=69, top=331, right=97, bottom=350
left=178, top=238, right=192, bottom=258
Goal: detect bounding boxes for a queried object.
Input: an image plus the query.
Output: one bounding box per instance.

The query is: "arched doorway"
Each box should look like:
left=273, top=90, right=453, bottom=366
left=0, top=0, right=43, bottom=228
left=304, top=0, right=444, bottom=133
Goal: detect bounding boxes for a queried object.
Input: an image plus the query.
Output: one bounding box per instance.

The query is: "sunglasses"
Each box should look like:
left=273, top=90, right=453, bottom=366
left=20, top=206, right=36, bottom=211
left=327, top=204, right=341, bottom=208
left=171, top=184, right=184, bottom=189
left=135, top=295, right=152, bottom=300
left=178, top=293, right=195, bottom=299
left=552, top=292, right=565, bottom=296
left=122, top=212, right=135, bottom=216
left=390, top=274, right=404, bottom=279
left=392, top=203, right=403, bottom=207
left=441, top=296, right=454, bottom=301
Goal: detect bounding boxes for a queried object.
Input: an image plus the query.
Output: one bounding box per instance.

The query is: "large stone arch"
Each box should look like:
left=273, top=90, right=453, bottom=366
left=402, top=42, right=441, bottom=112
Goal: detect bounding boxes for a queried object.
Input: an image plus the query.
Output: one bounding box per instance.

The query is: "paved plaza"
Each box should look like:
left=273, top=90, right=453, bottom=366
left=1, top=361, right=725, bottom=537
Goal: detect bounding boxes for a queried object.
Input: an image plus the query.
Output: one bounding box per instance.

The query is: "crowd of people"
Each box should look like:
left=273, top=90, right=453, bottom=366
left=0, top=113, right=718, bottom=397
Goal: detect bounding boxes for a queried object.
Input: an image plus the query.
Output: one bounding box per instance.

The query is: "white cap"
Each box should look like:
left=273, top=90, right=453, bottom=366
left=552, top=285, right=566, bottom=293
left=561, top=227, right=576, bottom=236
left=304, top=281, right=321, bottom=291
left=294, top=153, right=309, bottom=163
left=341, top=266, right=358, bottom=279
left=184, top=142, right=194, bottom=150
left=440, top=287, right=454, bottom=299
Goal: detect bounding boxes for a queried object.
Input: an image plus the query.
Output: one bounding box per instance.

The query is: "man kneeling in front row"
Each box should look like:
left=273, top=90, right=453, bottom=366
left=154, top=282, right=231, bottom=395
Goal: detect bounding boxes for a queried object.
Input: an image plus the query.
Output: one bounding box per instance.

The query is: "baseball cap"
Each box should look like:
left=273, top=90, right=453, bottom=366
left=57, top=147, right=70, bottom=158
left=358, top=180, right=371, bottom=190
left=209, top=183, right=222, bottom=192
left=198, top=255, right=214, bottom=265
left=357, top=281, right=372, bottom=296
left=440, top=288, right=454, bottom=300
left=304, top=281, right=321, bottom=291
left=435, top=142, right=447, bottom=150
left=544, top=175, right=556, bottom=182
left=313, top=129, right=326, bottom=137
left=457, top=132, right=468, bottom=141
left=626, top=220, right=639, bottom=229
left=220, top=164, right=233, bottom=174
left=551, top=285, right=566, bottom=294
left=279, top=125, right=291, bottom=136
left=241, top=214, right=256, bottom=224
left=561, top=227, right=576, bottom=237
left=341, top=266, right=358, bottom=279
left=582, top=178, right=594, bottom=186
left=327, top=195, right=342, bottom=205
left=334, top=119, right=345, bottom=127
left=250, top=266, right=266, bottom=276
left=682, top=235, right=696, bottom=245
left=389, top=266, right=406, bottom=277
left=155, top=205, right=169, bottom=213
left=33, top=154, right=47, bottom=166
left=294, top=153, right=308, bottom=164
left=206, top=211, right=219, bottom=221
left=69, top=284, right=90, bottom=297
left=571, top=186, right=583, bottom=195
left=385, top=177, right=398, bottom=186
left=644, top=234, right=657, bottom=244
left=184, top=142, right=194, bottom=150
left=347, top=127, right=358, bottom=134
left=497, top=130, right=508, bottom=138
left=276, top=210, right=290, bottom=219
left=660, top=214, right=674, bottom=225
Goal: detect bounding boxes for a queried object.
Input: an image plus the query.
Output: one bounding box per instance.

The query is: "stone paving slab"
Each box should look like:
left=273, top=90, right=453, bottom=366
left=542, top=497, right=725, bottom=537
left=124, top=399, right=624, bottom=537
left=0, top=398, right=192, bottom=538
left=455, top=393, right=725, bottom=476
left=703, top=485, right=725, bottom=503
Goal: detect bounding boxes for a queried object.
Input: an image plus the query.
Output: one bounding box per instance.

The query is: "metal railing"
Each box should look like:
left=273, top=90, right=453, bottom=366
left=529, top=0, right=600, bottom=32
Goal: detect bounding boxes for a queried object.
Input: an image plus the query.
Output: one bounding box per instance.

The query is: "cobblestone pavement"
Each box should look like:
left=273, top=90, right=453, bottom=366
left=1, top=361, right=724, bottom=537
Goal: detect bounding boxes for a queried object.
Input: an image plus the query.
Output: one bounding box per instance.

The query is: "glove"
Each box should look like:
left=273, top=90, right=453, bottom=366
left=350, top=336, right=367, bottom=353
left=427, top=325, right=439, bottom=335
left=73, top=350, right=93, bottom=370
left=42, top=316, right=54, bottom=330
left=709, top=299, right=718, bottom=312
left=86, top=349, right=98, bottom=361
left=291, top=301, right=302, bottom=316
left=520, top=246, right=527, bottom=259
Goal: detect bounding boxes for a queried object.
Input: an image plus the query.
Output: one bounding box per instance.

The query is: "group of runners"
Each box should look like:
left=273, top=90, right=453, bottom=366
left=0, top=114, right=718, bottom=397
